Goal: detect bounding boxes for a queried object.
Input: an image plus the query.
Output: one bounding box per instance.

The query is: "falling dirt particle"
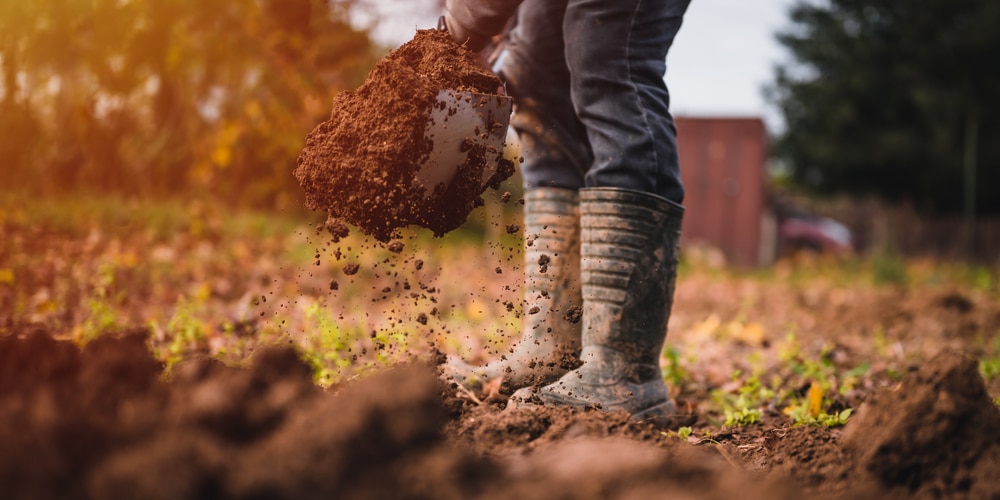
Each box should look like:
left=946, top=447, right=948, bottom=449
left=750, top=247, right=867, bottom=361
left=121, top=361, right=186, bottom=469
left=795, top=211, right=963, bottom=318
left=329, top=280, right=339, bottom=291
left=388, top=241, right=405, bottom=253
left=563, top=306, right=582, bottom=324
left=501, top=191, right=512, bottom=203
left=414, top=260, right=424, bottom=270
left=538, top=254, right=550, bottom=274
left=495, top=267, right=502, bottom=274
left=381, top=287, right=392, bottom=293
left=528, top=306, right=541, bottom=315
left=517, top=198, right=525, bottom=205
left=506, top=224, right=520, bottom=234
left=416, top=313, right=428, bottom=325
left=324, top=217, right=350, bottom=243
left=343, top=263, right=360, bottom=276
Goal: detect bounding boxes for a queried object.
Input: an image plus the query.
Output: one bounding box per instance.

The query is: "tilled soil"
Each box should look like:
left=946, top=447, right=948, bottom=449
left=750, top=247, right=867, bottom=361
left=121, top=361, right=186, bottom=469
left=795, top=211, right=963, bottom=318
left=1, top=326, right=998, bottom=499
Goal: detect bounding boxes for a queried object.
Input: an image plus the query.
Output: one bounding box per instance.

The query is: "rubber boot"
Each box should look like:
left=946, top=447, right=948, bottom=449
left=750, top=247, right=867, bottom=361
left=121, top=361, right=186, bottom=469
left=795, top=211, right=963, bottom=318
left=442, top=188, right=583, bottom=391
left=509, top=187, right=683, bottom=425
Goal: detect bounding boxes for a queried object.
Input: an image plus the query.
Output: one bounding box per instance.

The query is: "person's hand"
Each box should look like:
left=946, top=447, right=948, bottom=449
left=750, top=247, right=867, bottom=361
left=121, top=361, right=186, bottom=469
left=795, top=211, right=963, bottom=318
left=437, top=14, right=488, bottom=52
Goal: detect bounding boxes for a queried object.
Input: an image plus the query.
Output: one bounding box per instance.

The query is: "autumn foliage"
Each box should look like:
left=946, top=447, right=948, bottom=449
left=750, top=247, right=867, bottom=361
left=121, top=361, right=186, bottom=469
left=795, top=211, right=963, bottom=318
left=0, top=0, right=379, bottom=208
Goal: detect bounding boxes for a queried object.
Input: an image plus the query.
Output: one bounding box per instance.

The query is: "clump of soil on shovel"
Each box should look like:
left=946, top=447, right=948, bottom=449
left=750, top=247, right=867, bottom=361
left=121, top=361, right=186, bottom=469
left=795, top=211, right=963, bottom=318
left=296, top=30, right=513, bottom=241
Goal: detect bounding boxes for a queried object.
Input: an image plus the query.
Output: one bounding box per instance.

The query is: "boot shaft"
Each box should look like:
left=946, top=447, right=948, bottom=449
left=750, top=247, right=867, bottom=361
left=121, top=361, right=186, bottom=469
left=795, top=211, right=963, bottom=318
left=523, top=188, right=582, bottom=346
left=579, top=187, right=683, bottom=368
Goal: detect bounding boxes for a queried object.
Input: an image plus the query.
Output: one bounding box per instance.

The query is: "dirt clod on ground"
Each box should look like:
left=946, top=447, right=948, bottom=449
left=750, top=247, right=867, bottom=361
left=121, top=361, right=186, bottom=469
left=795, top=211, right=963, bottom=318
left=295, top=30, right=513, bottom=241
left=842, top=350, right=1000, bottom=498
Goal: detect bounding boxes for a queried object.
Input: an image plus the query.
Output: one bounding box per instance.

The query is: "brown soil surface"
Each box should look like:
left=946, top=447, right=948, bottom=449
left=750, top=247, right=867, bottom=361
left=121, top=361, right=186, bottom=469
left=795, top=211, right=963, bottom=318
left=4, top=201, right=1000, bottom=499
left=296, top=30, right=513, bottom=241
left=2, top=326, right=997, bottom=499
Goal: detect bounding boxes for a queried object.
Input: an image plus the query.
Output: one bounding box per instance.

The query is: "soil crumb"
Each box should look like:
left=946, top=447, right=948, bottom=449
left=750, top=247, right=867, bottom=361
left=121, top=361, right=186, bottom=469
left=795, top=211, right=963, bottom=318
left=563, top=306, right=582, bottom=324
left=295, top=30, right=514, bottom=241
left=323, top=217, right=350, bottom=242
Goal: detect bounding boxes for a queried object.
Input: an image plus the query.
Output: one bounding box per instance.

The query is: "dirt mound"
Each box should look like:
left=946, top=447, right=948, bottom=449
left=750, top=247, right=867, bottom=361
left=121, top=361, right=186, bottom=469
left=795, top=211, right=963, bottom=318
left=0, top=330, right=488, bottom=500
left=842, top=350, right=1000, bottom=498
left=295, top=29, right=514, bottom=241
left=0, top=331, right=798, bottom=500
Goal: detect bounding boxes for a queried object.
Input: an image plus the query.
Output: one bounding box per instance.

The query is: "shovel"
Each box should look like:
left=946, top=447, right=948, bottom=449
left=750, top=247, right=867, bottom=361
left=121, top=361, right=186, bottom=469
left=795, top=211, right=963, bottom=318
left=413, top=89, right=513, bottom=195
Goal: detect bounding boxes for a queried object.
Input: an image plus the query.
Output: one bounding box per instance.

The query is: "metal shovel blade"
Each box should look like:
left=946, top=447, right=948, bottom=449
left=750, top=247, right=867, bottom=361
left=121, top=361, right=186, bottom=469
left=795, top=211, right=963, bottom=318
left=415, top=90, right=513, bottom=195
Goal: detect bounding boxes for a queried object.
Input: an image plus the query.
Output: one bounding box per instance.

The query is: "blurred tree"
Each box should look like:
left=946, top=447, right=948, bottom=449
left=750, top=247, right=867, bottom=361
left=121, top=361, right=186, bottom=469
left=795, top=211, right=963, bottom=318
left=769, top=0, right=1000, bottom=215
left=0, top=0, right=381, bottom=208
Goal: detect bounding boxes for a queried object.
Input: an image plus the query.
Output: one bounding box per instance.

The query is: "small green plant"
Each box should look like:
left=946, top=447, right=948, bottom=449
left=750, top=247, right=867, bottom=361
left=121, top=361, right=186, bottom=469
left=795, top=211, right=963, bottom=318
left=78, top=262, right=126, bottom=344
left=676, top=426, right=692, bottom=440
left=80, top=297, right=124, bottom=344
left=300, top=301, right=355, bottom=385
left=724, top=400, right=762, bottom=427
left=661, top=344, right=689, bottom=389
left=161, top=297, right=209, bottom=369
left=979, top=337, right=1000, bottom=381
left=786, top=406, right=853, bottom=427
left=711, top=373, right=772, bottom=428
left=783, top=381, right=853, bottom=427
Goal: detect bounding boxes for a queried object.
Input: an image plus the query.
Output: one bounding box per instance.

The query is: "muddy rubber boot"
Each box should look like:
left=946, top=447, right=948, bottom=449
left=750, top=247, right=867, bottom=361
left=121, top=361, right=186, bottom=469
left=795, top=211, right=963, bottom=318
left=442, top=188, right=583, bottom=391
left=509, top=187, right=683, bottom=426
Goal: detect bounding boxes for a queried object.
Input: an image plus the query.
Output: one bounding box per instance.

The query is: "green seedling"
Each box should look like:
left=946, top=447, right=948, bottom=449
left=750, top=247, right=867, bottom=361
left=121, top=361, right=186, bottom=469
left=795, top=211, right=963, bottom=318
left=784, top=381, right=852, bottom=427
left=300, top=301, right=356, bottom=385
left=724, top=402, right=762, bottom=427
left=710, top=373, right=772, bottom=428
left=162, top=297, right=209, bottom=370
left=979, top=337, right=1000, bottom=381
left=839, top=363, right=870, bottom=395
left=786, top=405, right=853, bottom=427
left=661, top=344, right=689, bottom=390
left=78, top=262, right=127, bottom=345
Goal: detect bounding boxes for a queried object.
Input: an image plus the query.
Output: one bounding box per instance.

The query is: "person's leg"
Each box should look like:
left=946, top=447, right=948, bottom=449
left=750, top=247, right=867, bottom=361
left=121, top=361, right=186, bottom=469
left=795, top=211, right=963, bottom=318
left=564, top=0, right=689, bottom=204
left=500, top=0, right=591, bottom=190
left=443, top=0, right=587, bottom=392
left=510, top=0, right=690, bottom=425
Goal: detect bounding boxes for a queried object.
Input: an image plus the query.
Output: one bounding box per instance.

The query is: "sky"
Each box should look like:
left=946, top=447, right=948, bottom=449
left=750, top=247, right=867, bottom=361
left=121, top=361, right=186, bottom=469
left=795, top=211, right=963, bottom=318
left=356, top=0, right=802, bottom=133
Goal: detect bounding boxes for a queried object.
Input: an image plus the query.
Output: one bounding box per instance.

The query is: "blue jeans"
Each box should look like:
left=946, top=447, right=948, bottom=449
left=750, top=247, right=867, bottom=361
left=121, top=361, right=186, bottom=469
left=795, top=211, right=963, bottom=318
left=498, top=0, right=690, bottom=204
